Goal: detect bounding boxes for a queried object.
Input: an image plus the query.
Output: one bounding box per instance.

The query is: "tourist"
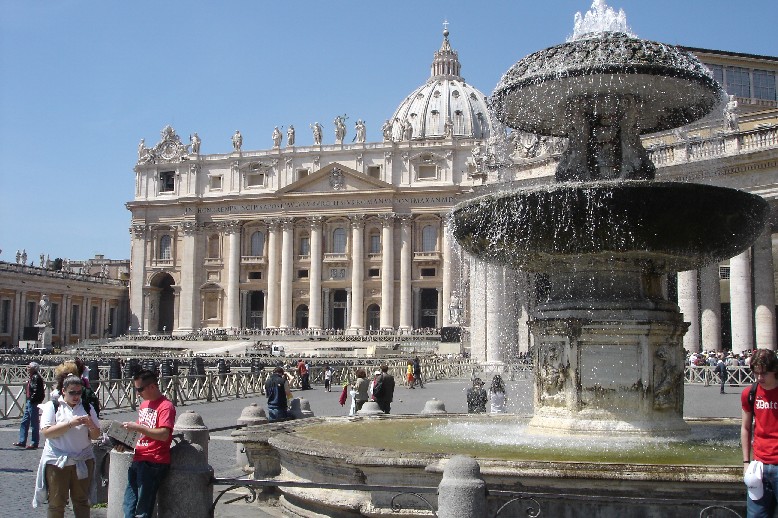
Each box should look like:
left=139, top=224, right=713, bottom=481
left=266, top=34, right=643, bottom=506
left=373, top=364, right=395, bottom=414
left=489, top=375, right=507, bottom=413
left=741, top=348, right=778, bottom=516
left=297, top=359, right=311, bottom=390
left=413, top=356, right=424, bottom=388
left=406, top=360, right=414, bottom=388
left=33, top=374, right=101, bottom=517
left=715, top=353, right=727, bottom=394
left=466, top=378, right=488, bottom=413
left=14, top=362, right=45, bottom=449
left=118, top=369, right=176, bottom=518
left=353, top=369, right=369, bottom=412
left=323, top=364, right=333, bottom=392
left=265, top=367, right=293, bottom=422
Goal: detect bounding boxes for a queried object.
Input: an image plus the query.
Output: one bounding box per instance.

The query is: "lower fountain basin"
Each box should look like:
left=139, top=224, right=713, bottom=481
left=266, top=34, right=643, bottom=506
left=252, top=414, right=745, bottom=517
left=452, top=180, right=769, bottom=274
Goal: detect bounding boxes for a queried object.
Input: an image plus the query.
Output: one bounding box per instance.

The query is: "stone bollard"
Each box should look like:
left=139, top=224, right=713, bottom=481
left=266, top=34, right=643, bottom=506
left=357, top=401, right=385, bottom=416
left=237, top=404, right=267, bottom=469
left=106, top=449, right=134, bottom=518
left=437, top=456, right=487, bottom=518
left=289, top=397, right=315, bottom=419
left=173, top=411, right=210, bottom=460
left=157, top=441, right=214, bottom=518
left=421, top=398, right=447, bottom=414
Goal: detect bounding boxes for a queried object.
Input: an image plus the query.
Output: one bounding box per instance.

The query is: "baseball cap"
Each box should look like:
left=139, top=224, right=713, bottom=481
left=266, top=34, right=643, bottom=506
left=745, top=461, right=764, bottom=501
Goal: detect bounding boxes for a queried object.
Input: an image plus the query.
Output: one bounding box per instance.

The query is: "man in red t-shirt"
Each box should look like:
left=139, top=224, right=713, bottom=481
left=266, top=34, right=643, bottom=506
left=741, top=348, right=778, bottom=516
left=118, top=370, right=176, bottom=518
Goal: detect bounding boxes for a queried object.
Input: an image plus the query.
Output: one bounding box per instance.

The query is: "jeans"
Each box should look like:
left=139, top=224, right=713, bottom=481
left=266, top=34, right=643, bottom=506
left=748, top=462, right=778, bottom=518
left=267, top=406, right=289, bottom=422
left=123, top=460, right=169, bottom=518
left=18, top=400, right=40, bottom=446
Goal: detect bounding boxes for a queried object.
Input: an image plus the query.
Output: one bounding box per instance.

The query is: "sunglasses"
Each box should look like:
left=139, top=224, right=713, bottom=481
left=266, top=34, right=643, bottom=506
left=67, top=390, right=82, bottom=396
left=135, top=383, right=153, bottom=393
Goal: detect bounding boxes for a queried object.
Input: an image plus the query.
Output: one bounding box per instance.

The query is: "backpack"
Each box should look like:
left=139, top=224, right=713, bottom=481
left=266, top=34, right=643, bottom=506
left=748, top=382, right=758, bottom=413
left=372, top=376, right=384, bottom=399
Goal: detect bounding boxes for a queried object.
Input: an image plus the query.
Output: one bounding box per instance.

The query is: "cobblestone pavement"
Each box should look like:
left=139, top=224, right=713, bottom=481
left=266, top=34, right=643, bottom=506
left=0, top=379, right=741, bottom=517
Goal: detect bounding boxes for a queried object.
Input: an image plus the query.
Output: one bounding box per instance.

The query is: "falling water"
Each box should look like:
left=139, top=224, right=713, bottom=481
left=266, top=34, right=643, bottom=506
left=569, top=0, right=634, bottom=41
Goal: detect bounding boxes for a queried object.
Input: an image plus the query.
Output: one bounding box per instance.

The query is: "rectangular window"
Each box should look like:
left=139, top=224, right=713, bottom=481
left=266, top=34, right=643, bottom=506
left=719, top=266, right=730, bottom=280
left=726, top=66, right=751, bottom=98
left=209, top=175, right=223, bottom=190
left=248, top=271, right=262, bottom=280
left=420, top=268, right=436, bottom=277
left=298, top=269, right=309, bottom=279
left=330, top=268, right=346, bottom=279
left=297, top=169, right=309, bottom=180
left=89, top=306, right=98, bottom=335
left=160, top=171, right=175, bottom=192
left=299, top=237, right=310, bottom=257
left=369, top=234, right=381, bottom=254
left=418, top=165, right=437, bottom=180
left=71, top=305, right=80, bottom=335
left=246, top=172, right=265, bottom=187
left=753, top=69, right=776, bottom=101
left=51, top=303, right=59, bottom=334
left=0, top=299, right=10, bottom=334
left=367, top=166, right=381, bottom=179
left=26, top=301, right=36, bottom=328
left=108, top=307, right=115, bottom=335
left=368, top=268, right=380, bottom=278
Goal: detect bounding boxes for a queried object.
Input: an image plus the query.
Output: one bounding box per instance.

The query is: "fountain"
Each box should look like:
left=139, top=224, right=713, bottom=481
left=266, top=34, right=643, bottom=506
left=234, top=2, right=766, bottom=515
left=452, top=0, right=768, bottom=436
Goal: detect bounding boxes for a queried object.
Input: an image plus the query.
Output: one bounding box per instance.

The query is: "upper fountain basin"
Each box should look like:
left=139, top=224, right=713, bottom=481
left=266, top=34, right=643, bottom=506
left=492, top=32, right=724, bottom=136
left=451, top=181, right=769, bottom=273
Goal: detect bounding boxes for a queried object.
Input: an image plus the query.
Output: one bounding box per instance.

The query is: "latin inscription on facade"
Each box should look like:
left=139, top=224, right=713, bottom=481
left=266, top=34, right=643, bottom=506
left=184, top=195, right=457, bottom=215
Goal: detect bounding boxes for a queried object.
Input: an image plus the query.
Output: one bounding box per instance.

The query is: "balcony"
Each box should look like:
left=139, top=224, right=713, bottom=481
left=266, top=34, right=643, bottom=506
left=413, top=251, right=441, bottom=262
left=324, top=253, right=349, bottom=263
left=241, top=255, right=266, bottom=265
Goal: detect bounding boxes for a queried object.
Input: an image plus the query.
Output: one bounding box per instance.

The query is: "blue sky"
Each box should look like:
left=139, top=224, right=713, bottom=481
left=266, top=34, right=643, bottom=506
left=1, top=0, right=776, bottom=263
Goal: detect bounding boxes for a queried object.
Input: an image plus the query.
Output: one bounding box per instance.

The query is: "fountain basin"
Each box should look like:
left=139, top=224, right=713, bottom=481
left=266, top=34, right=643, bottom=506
left=249, top=415, right=745, bottom=517
left=452, top=180, right=769, bottom=274
left=492, top=32, right=723, bottom=135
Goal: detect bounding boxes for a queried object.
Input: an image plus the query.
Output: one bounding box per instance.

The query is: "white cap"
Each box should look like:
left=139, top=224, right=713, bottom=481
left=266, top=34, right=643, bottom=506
left=745, top=461, right=764, bottom=501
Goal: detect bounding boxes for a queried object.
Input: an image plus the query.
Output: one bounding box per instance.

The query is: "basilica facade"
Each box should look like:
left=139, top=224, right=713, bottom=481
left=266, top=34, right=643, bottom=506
left=127, top=29, right=778, bottom=359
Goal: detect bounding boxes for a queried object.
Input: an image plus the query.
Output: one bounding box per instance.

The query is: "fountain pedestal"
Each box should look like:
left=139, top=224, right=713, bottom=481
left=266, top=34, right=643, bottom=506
left=528, top=318, right=689, bottom=436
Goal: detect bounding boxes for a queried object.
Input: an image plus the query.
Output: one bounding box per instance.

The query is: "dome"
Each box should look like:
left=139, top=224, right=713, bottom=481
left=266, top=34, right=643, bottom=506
left=387, top=28, right=499, bottom=142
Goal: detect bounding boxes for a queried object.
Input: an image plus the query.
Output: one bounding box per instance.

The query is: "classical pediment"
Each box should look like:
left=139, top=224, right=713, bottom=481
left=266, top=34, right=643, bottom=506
left=277, top=163, right=394, bottom=195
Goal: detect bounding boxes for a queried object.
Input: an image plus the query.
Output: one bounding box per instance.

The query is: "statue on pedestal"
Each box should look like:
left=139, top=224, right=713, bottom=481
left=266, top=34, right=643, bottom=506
left=190, top=133, right=201, bottom=154
left=287, top=125, right=295, bottom=146
left=382, top=120, right=393, bottom=142
left=311, top=122, right=323, bottom=145
left=272, top=126, right=282, bottom=148
left=355, top=119, right=366, bottom=143
left=334, top=115, right=347, bottom=144
left=724, top=95, right=739, bottom=131
left=36, top=294, right=51, bottom=327
left=232, top=130, right=243, bottom=152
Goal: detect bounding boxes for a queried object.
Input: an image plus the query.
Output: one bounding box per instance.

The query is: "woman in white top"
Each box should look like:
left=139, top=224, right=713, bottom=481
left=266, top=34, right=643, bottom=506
left=33, top=375, right=101, bottom=517
left=489, top=375, right=507, bottom=414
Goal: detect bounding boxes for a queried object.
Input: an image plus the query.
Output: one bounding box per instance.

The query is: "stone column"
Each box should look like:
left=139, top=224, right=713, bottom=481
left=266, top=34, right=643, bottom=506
left=441, top=216, right=453, bottom=327
left=412, top=287, right=421, bottom=329
left=322, top=288, right=331, bottom=329
left=225, top=221, right=242, bottom=329
left=516, top=272, right=533, bottom=354
left=279, top=218, right=294, bottom=329
left=398, top=215, right=413, bottom=332
left=753, top=228, right=776, bottom=350
left=730, top=249, right=754, bottom=354
left=350, top=215, right=365, bottom=332
left=266, top=220, right=280, bottom=328
left=677, top=269, right=700, bottom=352
left=345, top=288, right=352, bottom=332
left=129, top=225, right=147, bottom=331
left=178, top=222, right=200, bottom=332
left=700, top=263, right=722, bottom=351
left=485, top=263, right=504, bottom=363
left=308, top=217, right=323, bottom=329
left=379, top=213, right=395, bottom=330
left=469, top=259, right=487, bottom=363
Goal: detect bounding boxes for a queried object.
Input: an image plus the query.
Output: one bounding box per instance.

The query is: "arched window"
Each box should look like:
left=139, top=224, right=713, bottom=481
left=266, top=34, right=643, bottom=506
left=250, top=231, right=264, bottom=256
left=421, top=225, right=438, bottom=252
left=333, top=228, right=347, bottom=254
left=159, top=235, right=172, bottom=260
